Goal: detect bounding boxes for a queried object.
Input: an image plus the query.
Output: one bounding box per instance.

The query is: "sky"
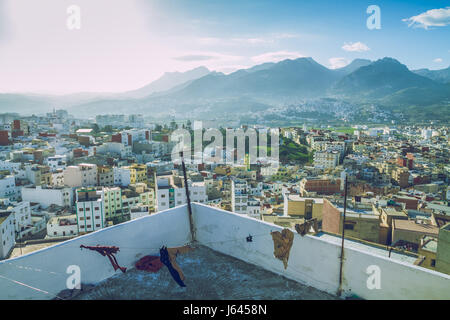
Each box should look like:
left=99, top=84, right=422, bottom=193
left=0, top=0, right=449, bottom=94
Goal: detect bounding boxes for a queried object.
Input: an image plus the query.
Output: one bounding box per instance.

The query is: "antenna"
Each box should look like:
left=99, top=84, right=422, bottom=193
left=180, top=151, right=195, bottom=242
left=337, top=171, right=348, bottom=297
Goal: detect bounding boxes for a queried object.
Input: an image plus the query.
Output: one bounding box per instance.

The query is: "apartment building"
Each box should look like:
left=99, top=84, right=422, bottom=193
left=21, top=186, right=73, bottom=208
left=231, top=179, right=248, bottom=215
left=322, top=199, right=381, bottom=244
left=283, top=194, right=324, bottom=221
left=156, top=176, right=186, bottom=211
left=0, top=210, right=15, bottom=259
left=103, top=187, right=123, bottom=219
left=0, top=199, right=32, bottom=239
left=75, top=187, right=106, bottom=233
left=46, top=215, right=78, bottom=238
left=299, top=177, right=341, bottom=196
left=25, top=164, right=52, bottom=186
left=392, top=167, right=410, bottom=188
left=313, top=151, right=340, bottom=169
left=64, top=163, right=97, bottom=188
left=46, top=155, right=67, bottom=172
left=0, top=175, right=17, bottom=200
left=97, top=166, right=115, bottom=187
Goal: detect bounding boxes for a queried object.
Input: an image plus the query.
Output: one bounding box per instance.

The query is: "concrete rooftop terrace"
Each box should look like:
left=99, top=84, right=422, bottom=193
left=1, top=203, right=450, bottom=300
left=73, top=245, right=337, bottom=300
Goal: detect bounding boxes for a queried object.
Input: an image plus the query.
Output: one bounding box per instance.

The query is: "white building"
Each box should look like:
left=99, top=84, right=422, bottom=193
left=21, top=186, right=73, bottom=208
left=47, top=215, right=78, bottom=238
left=0, top=200, right=32, bottom=239
left=247, top=198, right=261, bottom=219
left=231, top=179, right=248, bottom=215
left=0, top=160, right=21, bottom=173
left=51, top=170, right=65, bottom=187
left=189, top=182, right=208, bottom=204
left=156, top=176, right=186, bottom=212
left=313, top=151, right=339, bottom=169
left=113, top=167, right=132, bottom=187
left=96, top=142, right=132, bottom=158
left=0, top=175, right=17, bottom=201
left=0, top=210, right=15, bottom=259
left=46, top=155, right=67, bottom=172
left=64, top=163, right=97, bottom=188
left=75, top=188, right=106, bottom=233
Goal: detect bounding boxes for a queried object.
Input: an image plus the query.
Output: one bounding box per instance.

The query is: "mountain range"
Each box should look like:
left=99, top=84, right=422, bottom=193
left=0, top=57, right=449, bottom=120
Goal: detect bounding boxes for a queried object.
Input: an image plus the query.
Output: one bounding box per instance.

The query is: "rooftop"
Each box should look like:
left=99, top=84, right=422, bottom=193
left=393, top=219, right=439, bottom=235
left=73, top=245, right=337, bottom=300
left=1, top=203, right=449, bottom=300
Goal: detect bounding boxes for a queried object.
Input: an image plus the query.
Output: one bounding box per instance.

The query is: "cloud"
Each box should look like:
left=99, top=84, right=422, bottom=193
left=328, top=57, right=350, bottom=69
left=402, top=7, right=450, bottom=29
left=342, top=42, right=370, bottom=52
left=173, top=52, right=242, bottom=63
left=251, top=51, right=304, bottom=64
left=433, top=58, right=443, bottom=63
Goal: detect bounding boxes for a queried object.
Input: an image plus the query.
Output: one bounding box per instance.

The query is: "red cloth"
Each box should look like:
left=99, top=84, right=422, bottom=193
left=135, top=255, right=164, bottom=272
left=80, top=245, right=127, bottom=273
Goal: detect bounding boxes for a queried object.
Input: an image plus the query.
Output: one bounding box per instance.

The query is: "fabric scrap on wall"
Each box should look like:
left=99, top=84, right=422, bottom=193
left=80, top=245, right=127, bottom=273
left=159, top=245, right=194, bottom=287
left=135, top=255, right=164, bottom=272
left=270, top=228, right=294, bottom=269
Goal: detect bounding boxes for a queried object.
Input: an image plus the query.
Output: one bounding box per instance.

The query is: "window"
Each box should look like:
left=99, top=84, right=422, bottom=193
left=96, top=224, right=100, bottom=228
left=95, top=216, right=100, bottom=219
left=431, top=259, right=436, bottom=267
left=344, top=223, right=355, bottom=230
left=79, top=208, right=83, bottom=212
left=87, top=225, right=91, bottom=228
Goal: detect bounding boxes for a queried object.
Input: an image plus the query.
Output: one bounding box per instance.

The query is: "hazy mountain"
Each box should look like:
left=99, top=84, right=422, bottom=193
left=412, top=66, right=450, bottom=84
left=0, top=93, right=54, bottom=115
left=333, top=59, right=372, bottom=76
left=3, top=57, right=449, bottom=118
left=332, top=58, right=449, bottom=105
left=119, top=66, right=210, bottom=99
left=168, top=57, right=339, bottom=103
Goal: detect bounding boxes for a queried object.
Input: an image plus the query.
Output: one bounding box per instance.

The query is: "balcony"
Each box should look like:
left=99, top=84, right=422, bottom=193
left=0, top=203, right=449, bottom=300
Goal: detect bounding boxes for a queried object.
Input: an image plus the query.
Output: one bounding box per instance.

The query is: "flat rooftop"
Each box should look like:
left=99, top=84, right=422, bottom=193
left=314, top=233, right=419, bottom=265
left=72, top=245, right=338, bottom=300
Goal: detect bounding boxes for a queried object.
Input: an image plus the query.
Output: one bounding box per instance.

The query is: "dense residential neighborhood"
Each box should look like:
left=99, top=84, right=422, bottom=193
left=0, top=111, right=448, bottom=278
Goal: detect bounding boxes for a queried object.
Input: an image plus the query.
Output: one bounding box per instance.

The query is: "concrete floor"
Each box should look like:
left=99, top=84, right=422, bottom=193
left=73, top=245, right=338, bottom=300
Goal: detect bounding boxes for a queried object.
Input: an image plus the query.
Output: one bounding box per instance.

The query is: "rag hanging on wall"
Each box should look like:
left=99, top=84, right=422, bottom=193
left=80, top=245, right=127, bottom=273
left=270, top=228, right=294, bottom=269
left=159, top=245, right=194, bottom=287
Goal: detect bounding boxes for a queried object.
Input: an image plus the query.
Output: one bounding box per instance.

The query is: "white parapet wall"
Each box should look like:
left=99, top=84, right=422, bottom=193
left=0, top=206, right=191, bottom=300
left=1, top=203, right=450, bottom=300
left=192, top=203, right=450, bottom=300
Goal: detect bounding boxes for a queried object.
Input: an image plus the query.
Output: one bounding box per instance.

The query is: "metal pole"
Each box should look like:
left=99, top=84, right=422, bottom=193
left=180, top=151, right=196, bottom=242
left=338, top=174, right=348, bottom=297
